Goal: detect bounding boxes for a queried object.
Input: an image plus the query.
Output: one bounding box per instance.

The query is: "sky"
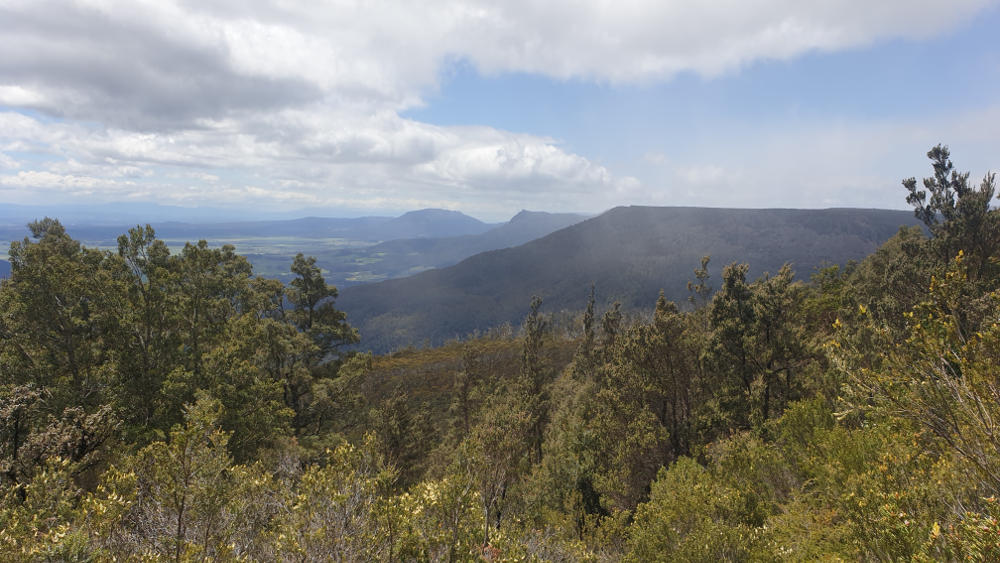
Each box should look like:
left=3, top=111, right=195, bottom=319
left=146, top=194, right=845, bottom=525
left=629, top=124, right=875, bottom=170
left=1, top=0, right=999, bottom=222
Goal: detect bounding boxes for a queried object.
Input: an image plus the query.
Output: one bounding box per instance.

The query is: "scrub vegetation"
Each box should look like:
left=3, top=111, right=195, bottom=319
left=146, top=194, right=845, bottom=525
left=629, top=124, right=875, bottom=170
left=2, top=146, right=1000, bottom=561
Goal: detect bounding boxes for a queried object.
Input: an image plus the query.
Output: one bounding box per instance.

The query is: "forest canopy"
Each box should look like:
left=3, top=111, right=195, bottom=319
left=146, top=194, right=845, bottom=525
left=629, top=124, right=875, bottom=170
left=2, top=145, right=1000, bottom=561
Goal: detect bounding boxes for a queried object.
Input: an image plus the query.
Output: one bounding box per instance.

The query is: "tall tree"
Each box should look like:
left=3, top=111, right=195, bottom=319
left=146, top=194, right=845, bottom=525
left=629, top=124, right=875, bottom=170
left=574, top=284, right=597, bottom=376
left=111, top=225, right=177, bottom=431
left=707, top=263, right=808, bottom=430
left=903, top=144, right=999, bottom=281
left=518, top=296, right=550, bottom=464
left=2, top=218, right=114, bottom=406
left=687, top=255, right=713, bottom=308
left=286, top=253, right=358, bottom=364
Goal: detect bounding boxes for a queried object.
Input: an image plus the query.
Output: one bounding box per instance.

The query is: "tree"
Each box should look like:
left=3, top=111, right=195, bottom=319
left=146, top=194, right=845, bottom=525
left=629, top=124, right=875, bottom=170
left=111, top=224, right=178, bottom=433
left=707, top=263, right=756, bottom=429
left=903, top=144, right=999, bottom=281
left=707, top=263, right=808, bottom=431
left=466, top=401, right=531, bottom=548
left=627, top=458, right=761, bottom=561
left=600, top=302, right=622, bottom=361
left=687, top=255, right=713, bottom=308
left=272, top=435, right=395, bottom=561
left=2, top=218, right=115, bottom=405
left=120, top=394, right=236, bottom=561
left=517, top=296, right=550, bottom=465
left=842, top=254, right=1000, bottom=493
left=574, top=285, right=598, bottom=376
left=649, top=292, right=695, bottom=458
left=589, top=294, right=693, bottom=511
left=396, top=471, right=482, bottom=562
left=449, top=340, right=501, bottom=442
left=200, top=315, right=299, bottom=461
left=286, top=253, right=358, bottom=365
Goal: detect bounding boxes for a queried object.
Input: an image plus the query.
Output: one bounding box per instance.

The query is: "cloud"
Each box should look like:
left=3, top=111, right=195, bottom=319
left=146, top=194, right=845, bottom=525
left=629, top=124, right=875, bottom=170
left=447, top=0, right=994, bottom=80
left=3, top=1, right=992, bottom=123
left=0, top=0, right=995, bottom=218
left=0, top=109, right=631, bottom=218
left=636, top=105, right=1000, bottom=210
left=0, top=152, right=20, bottom=169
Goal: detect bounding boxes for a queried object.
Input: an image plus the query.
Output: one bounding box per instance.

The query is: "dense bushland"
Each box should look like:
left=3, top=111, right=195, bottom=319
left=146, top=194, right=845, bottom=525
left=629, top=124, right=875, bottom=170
left=2, top=145, right=1000, bottom=561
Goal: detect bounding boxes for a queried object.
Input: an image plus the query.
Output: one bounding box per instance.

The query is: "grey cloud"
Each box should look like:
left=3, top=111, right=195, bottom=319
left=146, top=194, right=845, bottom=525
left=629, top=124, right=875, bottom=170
left=6, top=0, right=990, bottom=131
left=0, top=2, right=322, bottom=129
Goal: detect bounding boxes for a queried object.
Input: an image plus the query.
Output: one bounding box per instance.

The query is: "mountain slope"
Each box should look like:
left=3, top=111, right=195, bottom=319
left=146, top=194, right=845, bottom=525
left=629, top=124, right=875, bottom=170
left=142, top=208, right=495, bottom=241
left=338, top=206, right=921, bottom=352
left=322, top=210, right=587, bottom=283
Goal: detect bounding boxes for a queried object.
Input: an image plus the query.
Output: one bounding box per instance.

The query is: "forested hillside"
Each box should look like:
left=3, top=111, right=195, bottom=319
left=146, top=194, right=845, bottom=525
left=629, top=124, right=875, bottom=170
left=2, top=146, right=1000, bottom=561
left=340, top=206, right=920, bottom=352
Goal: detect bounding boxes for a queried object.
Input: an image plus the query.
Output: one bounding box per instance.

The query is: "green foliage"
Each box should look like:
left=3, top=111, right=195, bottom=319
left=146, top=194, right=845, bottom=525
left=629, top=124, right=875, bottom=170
left=687, top=254, right=712, bottom=307
left=393, top=472, right=483, bottom=561
left=0, top=458, right=90, bottom=561
left=903, top=144, right=1000, bottom=281
left=3, top=145, right=1000, bottom=560
left=518, top=295, right=552, bottom=465
left=120, top=395, right=238, bottom=560
left=467, top=397, right=532, bottom=547
left=627, top=458, right=766, bottom=561
left=272, top=435, right=395, bottom=561
left=706, top=262, right=811, bottom=432
left=1, top=221, right=357, bottom=466
left=287, top=253, right=359, bottom=363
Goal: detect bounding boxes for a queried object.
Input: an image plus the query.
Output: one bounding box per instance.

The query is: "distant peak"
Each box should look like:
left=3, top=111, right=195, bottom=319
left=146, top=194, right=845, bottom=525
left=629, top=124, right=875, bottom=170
left=400, top=208, right=467, bottom=218
left=509, top=209, right=543, bottom=222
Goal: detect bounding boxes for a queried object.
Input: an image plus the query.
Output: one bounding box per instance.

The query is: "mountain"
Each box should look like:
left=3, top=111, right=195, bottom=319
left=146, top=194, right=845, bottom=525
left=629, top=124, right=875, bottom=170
left=0, top=201, right=471, bottom=227
left=0, top=208, right=498, bottom=285
left=378, top=209, right=496, bottom=240
left=366, top=210, right=587, bottom=266
left=0, top=209, right=494, bottom=246
left=338, top=206, right=922, bottom=352
left=122, top=208, right=493, bottom=242
left=319, top=210, right=588, bottom=284
left=0, top=209, right=579, bottom=286
left=0, top=259, right=9, bottom=279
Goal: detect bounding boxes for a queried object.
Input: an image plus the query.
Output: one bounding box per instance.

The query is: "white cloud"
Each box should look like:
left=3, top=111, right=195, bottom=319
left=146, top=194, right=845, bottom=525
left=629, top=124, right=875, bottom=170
left=0, top=0, right=995, bottom=218
left=3, top=0, right=992, bottom=121
left=448, top=1, right=995, bottom=80
left=0, top=152, right=20, bottom=169
left=0, top=109, right=630, bottom=218
left=633, top=105, right=1000, bottom=210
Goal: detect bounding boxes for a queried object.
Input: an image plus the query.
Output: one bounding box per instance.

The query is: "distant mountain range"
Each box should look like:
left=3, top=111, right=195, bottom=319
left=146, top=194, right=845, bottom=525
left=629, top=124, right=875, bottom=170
left=0, top=202, right=458, bottom=226
left=312, top=210, right=587, bottom=285
left=338, top=206, right=921, bottom=352
left=154, top=208, right=497, bottom=241
left=0, top=208, right=496, bottom=243
left=0, top=208, right=588, bottom=287
left=1, top=205, right=923, bottom=352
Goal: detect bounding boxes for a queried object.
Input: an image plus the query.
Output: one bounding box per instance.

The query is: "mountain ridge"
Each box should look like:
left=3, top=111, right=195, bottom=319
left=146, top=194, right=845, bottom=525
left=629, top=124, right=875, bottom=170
left=0, top=208, right=494, bottom=243
left=338, top=206, right=922, bottom=352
